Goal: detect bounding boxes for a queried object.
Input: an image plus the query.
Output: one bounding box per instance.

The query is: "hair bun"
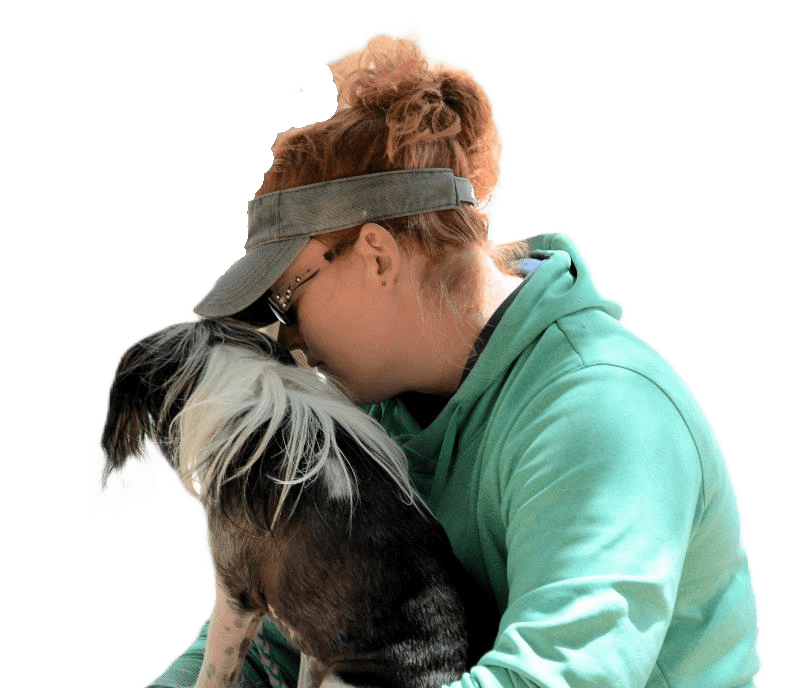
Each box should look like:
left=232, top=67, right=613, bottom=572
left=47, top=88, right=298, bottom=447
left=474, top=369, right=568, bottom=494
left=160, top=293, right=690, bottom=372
left=261, top=36, right=522, bottom=319
left=330, top=36, right=499, bottom=198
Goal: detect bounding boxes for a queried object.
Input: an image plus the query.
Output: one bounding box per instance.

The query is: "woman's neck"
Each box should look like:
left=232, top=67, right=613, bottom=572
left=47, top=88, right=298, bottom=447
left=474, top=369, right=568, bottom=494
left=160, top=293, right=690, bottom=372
left=407, top=251, right=522, bottom=396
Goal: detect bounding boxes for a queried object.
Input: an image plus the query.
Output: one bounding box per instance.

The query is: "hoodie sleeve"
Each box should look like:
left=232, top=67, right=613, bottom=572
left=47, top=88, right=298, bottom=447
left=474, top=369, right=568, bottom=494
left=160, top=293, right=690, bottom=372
left=450, top=364, right=703, bottom=688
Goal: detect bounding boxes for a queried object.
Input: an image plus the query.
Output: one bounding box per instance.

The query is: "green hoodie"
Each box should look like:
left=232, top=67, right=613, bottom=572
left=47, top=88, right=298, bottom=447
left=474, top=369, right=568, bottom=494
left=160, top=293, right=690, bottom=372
left=368, top=234, right=759, bottom=688
left=150, top=235, right=758, bottom=688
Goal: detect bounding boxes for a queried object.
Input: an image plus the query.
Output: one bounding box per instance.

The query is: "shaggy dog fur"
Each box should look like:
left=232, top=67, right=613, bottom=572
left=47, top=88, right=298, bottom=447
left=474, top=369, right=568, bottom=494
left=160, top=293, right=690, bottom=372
left=101, top=319, right=496, bottom=688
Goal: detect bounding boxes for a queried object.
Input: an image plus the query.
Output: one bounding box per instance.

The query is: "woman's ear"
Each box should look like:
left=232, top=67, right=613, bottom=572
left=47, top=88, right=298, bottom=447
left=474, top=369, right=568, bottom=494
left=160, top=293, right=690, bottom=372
left=355, top=223, right=400, bottom=287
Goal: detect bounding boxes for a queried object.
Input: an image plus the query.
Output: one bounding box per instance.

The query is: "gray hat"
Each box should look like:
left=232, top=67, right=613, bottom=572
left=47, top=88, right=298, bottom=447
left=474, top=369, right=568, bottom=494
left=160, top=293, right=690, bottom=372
left=194, top=168, right=478, bottom=319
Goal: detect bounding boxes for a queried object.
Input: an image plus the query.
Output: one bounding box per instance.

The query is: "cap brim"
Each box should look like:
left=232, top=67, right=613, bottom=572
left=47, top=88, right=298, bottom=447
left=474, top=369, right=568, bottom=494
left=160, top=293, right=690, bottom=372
left=193, top=236, right=309, bottom=318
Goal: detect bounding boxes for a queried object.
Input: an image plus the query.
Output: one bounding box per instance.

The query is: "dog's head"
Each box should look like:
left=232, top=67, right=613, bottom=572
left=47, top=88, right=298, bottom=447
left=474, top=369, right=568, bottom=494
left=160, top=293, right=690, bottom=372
left=100, top=318, right=292, bottom=479
left=100, top=318, right=415, bottom=529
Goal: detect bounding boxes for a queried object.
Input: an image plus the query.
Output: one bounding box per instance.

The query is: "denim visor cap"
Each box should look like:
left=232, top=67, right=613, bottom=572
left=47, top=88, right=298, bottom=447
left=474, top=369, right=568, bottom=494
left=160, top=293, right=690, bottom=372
left=194, top=168, right=478, bottom=318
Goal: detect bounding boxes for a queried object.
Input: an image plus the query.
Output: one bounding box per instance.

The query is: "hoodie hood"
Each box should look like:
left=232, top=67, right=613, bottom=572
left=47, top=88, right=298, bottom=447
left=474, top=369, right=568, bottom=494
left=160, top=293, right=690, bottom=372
left=459, top=234, right=622, bottom=403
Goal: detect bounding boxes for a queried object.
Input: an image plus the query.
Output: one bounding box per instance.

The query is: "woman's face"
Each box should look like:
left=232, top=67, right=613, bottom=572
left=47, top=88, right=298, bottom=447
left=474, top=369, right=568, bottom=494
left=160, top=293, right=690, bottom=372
left=273, top=229, right=420, bottom=404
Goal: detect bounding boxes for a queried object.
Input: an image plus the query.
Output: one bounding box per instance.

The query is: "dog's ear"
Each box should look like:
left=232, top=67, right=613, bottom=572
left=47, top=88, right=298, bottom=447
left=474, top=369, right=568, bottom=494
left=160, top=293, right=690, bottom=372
left=100, top=319, right=296, bottom=490
left=101, top=323, right=203, bottom=487
left=100, top=339, right=159, bottom=487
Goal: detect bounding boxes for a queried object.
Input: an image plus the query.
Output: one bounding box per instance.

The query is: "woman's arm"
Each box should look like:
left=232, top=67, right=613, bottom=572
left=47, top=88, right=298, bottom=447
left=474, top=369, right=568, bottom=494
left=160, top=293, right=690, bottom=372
left=450, top=367, right=706, bottom=688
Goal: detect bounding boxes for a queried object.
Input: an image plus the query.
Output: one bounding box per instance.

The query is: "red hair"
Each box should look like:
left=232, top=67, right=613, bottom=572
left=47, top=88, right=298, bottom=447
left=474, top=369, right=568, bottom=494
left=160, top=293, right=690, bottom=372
left=257, top=36, right=524, bottom=316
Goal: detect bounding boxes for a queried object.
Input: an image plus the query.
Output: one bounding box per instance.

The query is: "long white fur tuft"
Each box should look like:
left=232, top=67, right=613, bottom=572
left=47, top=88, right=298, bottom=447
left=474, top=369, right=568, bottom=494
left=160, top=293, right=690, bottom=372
left=175, top=344, right=416, bottom=527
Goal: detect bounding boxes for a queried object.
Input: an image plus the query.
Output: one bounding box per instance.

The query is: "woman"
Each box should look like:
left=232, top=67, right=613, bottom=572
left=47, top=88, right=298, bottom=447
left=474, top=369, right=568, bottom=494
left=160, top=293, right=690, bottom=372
left=158, top=36, right=759, bottom=687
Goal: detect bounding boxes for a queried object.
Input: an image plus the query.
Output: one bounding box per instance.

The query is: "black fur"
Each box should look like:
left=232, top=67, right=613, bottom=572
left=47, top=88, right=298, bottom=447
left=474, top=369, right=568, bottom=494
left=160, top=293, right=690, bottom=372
left=101, top=319, right=498, bottom=688
left=101, top=319, right=294, bottom=482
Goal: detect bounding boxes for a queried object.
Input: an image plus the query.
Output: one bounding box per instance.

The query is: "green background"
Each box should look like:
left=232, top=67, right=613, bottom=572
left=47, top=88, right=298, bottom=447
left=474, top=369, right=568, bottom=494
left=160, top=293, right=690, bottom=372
left=0, top=1, right=800, bottom=688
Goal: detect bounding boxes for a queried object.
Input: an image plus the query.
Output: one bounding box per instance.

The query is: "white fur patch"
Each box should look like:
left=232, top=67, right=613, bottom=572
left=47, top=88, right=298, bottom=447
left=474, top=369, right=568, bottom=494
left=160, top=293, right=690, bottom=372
left=174, top=344, right=416, bottom=525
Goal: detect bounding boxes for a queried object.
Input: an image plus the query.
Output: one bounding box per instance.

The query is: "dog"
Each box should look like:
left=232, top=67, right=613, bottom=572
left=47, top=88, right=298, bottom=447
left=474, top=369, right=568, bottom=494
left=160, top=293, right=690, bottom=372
left=101, top=318, right=496, bottom=688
